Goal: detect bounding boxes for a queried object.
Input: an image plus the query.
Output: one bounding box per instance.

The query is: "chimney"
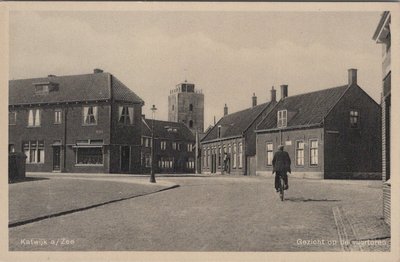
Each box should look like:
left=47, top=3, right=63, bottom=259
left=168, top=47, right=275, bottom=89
left=224, top=104, right=228, bottom=116
left=48, top=74, right=56, bottom=78
left=94, top=68, right=103, bottom=74
left=270, top=86, right=276, bottom=102
left=214, top=116, right=216, bottom=125
left=280, top=85, right=288, bottom=100
left=252, top=93, right=257, bottom=107
left=348, top=68, right=357, bottom=86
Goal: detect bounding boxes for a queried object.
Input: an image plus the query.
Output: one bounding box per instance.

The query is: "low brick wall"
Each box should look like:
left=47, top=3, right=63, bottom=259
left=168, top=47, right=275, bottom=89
left=9, top=153, right=26, bottom=182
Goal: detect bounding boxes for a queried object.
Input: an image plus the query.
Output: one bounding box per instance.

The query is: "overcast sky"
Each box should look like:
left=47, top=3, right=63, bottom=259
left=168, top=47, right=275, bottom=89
left=10, top=11, right=383, bottom=129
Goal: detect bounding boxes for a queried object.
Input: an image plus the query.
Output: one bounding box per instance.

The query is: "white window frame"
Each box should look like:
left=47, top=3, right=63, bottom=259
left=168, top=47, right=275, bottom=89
left=54, top=109, right=62, bottom=124
left=350, top=110, right=360, bottom=128
left=277, top=109, right=287, bottom=128
left=118, top=105, right=134, bottom=125
left=309, top=139, right=319, bottom=166
left=28, top=109, right=41, bottom=127
left=266, top=142, right=273, bottom=166
left=82, top=106, right=98, bottom=126
left=295, top=140, right=305, bottom=166
left=160, top=141, right=167, bottom=150
left=23, top=140, right=45, bottom=164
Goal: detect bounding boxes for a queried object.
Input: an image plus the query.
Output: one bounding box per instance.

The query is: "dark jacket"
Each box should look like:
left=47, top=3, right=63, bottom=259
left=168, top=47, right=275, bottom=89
left=272, top=150, right=291, bottom=173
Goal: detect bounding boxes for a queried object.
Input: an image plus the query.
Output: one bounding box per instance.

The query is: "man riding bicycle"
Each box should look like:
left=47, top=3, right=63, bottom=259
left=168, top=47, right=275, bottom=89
left=272, top=145, right=291, bottom=192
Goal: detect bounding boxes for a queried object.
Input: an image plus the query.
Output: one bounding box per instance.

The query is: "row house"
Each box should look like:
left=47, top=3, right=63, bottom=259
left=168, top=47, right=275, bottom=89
left=256, top=69, right=382, bottom=179
left=373, top=11, right=391, bottom=225
left=141, top=118, right=196, bottom=174
left=8, top=69, right=144, bottom=173
left=201, top=88, right=277, bottom=175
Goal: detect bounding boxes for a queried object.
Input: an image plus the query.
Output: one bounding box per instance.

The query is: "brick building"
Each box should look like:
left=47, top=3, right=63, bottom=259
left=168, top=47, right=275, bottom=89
left=141, top=118, right=196, bottom=174
left=8, top=69, right=144, bottom=173
left=256, top=69, right=381, bottom=179
left=373, top=11, right=391, bottom=225
left=201, top=88, right=277, bottom=175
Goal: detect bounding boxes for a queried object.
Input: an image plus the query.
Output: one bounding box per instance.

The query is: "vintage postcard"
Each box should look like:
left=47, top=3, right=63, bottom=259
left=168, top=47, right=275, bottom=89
left=1, top=2, right=399, bottom=262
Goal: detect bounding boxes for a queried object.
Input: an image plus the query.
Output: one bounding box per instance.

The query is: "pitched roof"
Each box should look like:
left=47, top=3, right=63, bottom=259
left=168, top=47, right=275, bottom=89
left=9, top=72, right=143, bottom=105
left=142, top=119, right=195, bottom=142
left=256, top=85, right=349, bottom=131
left=202, top=101, right=274, bottom=142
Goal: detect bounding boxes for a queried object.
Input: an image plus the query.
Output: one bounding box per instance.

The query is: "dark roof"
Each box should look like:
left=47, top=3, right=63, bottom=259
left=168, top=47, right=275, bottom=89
left=257, top=85, right=349, bottom=131
left=142, top=119, right=195, bottom=142
left=9, top=72, right=143, bottom=105
left=202, top=101, right=274, bottom=142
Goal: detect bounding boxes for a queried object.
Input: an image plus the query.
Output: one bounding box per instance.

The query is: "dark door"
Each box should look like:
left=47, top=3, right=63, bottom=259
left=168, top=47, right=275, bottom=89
left=121, top=146, right=130, bottom=172
left=53, top=146, right=61, bottom=171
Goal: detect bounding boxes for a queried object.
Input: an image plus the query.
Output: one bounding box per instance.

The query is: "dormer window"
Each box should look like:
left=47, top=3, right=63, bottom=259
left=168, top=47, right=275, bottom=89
left=277, top=110, right=287, bottom=128
left=34, top=82, right=59, bottom=94
left=217, top=125, right=222, bottom=138
left=35, top=85, right=49, bottom=94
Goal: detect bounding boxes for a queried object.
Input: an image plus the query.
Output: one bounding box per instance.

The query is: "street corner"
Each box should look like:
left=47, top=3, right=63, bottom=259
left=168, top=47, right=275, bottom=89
left=9, top=176, right=180, bottom=228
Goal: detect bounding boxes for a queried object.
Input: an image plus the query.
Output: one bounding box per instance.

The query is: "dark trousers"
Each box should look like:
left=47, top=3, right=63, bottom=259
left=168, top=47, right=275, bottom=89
left=275, top=171, right=288, bottom=190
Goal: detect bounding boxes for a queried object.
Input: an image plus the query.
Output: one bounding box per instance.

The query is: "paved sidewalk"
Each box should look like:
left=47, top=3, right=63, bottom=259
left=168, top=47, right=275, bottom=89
left=9, top=173, right=179, bottom=227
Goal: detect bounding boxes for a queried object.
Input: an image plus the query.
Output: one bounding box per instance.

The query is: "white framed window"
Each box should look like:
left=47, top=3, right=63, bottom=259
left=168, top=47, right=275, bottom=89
left=54, top=109, right=62, bottom=124
left=177, top=143, right=181, bottom=151
left=266, top=142, right=273, bottom=166
left=23, top=140, right=45, bottom=164
left=172, top=142, right=177, bottom=150
left=217, top=125, right=222, bottom=138
left=238, top=143, right=243, bottom=168
left=277, top=109, right=287, bottom=128
left=310, top=139, right=318, bottom=166
left=83, top=106, right=98, bottom=125
left=187, top=143, right=193, bottom=152
left=35, top=85, right=49, bottom=94
left=28, top=109, right=41, bottom=127
left=186, top=158, right=195, bottom=169
left=9, top=111, right=16, bottom=125
left=233, top=143, right=237, bottom=168
left=350, top=110, right=359, bottom=128
left=118, top=106, right=134, bottom=125
left=75, top=140, right=104, bottom=166
left=160, top=141, right=167, bottom=150
left=296, top=140, right=304, bottom=166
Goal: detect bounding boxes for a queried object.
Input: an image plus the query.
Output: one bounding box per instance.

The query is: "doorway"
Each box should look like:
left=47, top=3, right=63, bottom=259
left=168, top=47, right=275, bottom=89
left=121, top=146, right=130, bottom=172
left=53, top=146, right=61, bottom=171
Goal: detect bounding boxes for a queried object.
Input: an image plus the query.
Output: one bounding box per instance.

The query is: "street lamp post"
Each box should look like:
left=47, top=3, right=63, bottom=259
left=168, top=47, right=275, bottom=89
left=150, top=105, right=157, bottom=183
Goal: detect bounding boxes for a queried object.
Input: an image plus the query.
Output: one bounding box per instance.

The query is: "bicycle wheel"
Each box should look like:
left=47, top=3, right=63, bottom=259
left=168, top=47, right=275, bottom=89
left=279, top=176, right=284, bottom=201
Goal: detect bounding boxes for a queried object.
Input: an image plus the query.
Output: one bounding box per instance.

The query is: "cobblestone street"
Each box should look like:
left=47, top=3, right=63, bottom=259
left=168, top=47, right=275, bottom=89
left=9, top=175, right=390, bottom=251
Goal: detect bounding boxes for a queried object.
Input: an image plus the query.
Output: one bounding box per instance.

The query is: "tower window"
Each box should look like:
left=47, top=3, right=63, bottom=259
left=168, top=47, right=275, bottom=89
left=189, top=120, right=193, bottom=128
left=189, top=104, right=193, bottom=111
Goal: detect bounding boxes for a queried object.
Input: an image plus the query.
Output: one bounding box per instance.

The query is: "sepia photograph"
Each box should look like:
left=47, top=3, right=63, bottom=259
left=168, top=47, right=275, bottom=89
left=2, top=2, right=399, bottom=261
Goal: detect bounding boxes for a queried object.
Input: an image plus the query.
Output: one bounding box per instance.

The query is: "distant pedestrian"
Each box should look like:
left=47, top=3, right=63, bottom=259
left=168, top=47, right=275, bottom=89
left=272, top=145, right=291, bottom=192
